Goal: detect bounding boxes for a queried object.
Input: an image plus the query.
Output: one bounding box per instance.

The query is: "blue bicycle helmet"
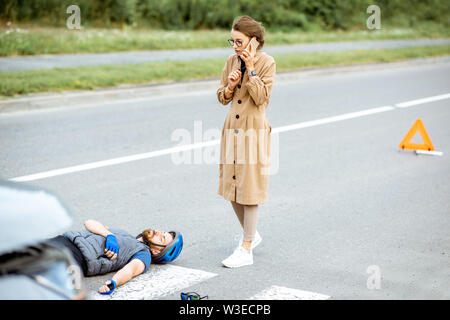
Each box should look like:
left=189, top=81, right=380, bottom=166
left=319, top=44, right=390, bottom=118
left=137, top=231, right=183, bottom=264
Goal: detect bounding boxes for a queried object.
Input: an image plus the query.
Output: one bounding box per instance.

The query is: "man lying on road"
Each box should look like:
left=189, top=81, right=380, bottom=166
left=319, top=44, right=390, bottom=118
left=47, top=219, right=183, bottom=294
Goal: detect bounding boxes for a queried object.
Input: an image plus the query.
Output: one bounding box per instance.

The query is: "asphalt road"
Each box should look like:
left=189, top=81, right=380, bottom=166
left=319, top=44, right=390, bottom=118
left=1, top=38, right=449, bottom=71
left=0, top=58, right=449, bottom=300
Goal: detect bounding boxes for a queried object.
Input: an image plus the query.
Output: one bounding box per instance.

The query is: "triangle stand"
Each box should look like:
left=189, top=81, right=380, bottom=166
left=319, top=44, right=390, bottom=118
left=398, top=118, right=443, bottom=156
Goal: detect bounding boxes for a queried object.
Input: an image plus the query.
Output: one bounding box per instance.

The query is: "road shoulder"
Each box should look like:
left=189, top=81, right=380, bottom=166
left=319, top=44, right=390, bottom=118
left=1, top=55, right=449, bottom=115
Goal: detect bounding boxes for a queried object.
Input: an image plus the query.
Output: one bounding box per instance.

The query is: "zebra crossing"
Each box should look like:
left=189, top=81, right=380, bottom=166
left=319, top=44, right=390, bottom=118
left=89, top=264, right=330, bottom=300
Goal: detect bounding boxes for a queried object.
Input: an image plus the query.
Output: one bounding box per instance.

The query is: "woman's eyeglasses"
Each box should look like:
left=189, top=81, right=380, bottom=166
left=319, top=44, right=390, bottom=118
left=180, top=292, right=208, bottom=300
left=228, top=39, right=243, bottom=47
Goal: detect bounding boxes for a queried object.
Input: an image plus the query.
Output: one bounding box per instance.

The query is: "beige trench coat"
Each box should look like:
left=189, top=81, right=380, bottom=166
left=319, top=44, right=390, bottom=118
left=216, top=50, right=276, bottom=205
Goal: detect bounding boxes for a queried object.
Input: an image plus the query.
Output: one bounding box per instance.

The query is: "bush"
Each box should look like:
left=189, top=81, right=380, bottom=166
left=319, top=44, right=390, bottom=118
left=0, top=0, right=448, bottom=30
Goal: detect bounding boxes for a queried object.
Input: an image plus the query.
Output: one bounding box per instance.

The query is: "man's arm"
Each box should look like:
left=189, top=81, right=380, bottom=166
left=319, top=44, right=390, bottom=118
left=98, top=259, right=146, bottom=294
left=84, top=219, right=113, bottom=237
left=84, top=219, right=118, bottom=260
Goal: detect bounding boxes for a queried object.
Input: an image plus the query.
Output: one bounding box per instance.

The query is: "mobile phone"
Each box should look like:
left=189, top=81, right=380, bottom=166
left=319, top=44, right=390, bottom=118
left=246, top=37, right=259, bottom=53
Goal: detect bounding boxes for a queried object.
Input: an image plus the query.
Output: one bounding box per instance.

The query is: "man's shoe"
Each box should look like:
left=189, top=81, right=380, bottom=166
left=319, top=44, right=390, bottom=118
left=221, top=246, right=253, bottom=268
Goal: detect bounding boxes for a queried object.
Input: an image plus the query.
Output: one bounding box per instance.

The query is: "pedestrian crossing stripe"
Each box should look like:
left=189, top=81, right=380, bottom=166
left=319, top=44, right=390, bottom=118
left=88, top=264, right=331, bottom=300
left=398, top=118, right=435, bottom=151
left=90, top=265, right=217, bottom=300
left=248, top=285, right=330, bottom=300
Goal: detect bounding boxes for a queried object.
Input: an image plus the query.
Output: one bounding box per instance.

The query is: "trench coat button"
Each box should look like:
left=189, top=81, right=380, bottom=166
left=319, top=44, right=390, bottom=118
left=238, top=100, right=242, bottom=104
left=234, top=129, right=239, bottom=134
left=233, top=160, right=236, bottom=164
left=237, top=84, right=241, bottom=89
left=236, top=114, right=239, bottom=119
left=232, top=175, right=236, bottom=180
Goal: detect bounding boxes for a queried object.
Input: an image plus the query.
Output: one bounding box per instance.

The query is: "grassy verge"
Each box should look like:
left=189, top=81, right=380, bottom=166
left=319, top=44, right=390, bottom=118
left=0, top=22, right=449, bottom=56
left=1, top=45, right=449, bottom=97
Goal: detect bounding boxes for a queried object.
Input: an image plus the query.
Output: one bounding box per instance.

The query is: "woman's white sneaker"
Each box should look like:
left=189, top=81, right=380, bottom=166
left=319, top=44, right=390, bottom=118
left=221, top=246, right=253, bottom=268
left=238, top=231, right=262, bottom=250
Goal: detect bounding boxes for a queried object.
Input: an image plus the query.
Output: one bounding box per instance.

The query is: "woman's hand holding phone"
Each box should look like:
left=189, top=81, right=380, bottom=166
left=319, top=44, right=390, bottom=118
left=240, top=37, right=258, bottom=70
left=226, top=37, right=258, bottom=93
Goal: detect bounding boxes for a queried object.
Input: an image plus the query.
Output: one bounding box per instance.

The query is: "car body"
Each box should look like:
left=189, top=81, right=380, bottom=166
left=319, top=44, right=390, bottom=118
left=0, top=180, right=86, bottom=300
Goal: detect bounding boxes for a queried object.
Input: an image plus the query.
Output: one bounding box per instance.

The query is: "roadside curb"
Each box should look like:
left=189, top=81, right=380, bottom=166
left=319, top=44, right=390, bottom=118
left=1, top=55, right=449, bottom=115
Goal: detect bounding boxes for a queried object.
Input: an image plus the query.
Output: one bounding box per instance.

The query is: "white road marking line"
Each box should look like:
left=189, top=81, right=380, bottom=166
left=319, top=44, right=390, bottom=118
left=8, top=93, right=450, bottom=182
left=272, top=105, right=393, bottom=133
left=248, top=285, right=330, bottom=300
left=89, top=265, right=217, bottom=300
left=9, top=140, right=220, bottom=182
left=395, top=93, right=450, bottom=108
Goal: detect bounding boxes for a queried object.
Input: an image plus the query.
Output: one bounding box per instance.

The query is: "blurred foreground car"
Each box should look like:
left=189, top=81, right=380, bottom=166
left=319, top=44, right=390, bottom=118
left=0, top=180, right=86, bottom=299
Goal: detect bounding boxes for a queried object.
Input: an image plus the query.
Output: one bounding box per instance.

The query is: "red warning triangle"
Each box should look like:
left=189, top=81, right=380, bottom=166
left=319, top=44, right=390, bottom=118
left=398, top=118, right=434, bottom=151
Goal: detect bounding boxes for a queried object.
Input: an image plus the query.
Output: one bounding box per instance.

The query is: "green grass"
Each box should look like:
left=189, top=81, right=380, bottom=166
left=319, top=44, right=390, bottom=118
left=0, top=21, right=449, bottom=57
left=1, top=45, right=449, bottom=97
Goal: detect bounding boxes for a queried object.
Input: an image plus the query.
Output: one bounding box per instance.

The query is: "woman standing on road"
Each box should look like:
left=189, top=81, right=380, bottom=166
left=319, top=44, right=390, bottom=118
left=216, top=16, right=276, bottom=268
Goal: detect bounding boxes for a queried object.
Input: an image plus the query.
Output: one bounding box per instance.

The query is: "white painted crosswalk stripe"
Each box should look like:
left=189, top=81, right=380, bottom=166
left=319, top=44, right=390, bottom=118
left=248, top=285, right=330, bottom=300
left=89, top=265, right=217, bottom=300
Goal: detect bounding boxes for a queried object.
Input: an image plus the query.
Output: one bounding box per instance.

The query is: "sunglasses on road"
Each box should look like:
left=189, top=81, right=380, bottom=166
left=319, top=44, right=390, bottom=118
left=180, top=291, right=208, bottom=300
